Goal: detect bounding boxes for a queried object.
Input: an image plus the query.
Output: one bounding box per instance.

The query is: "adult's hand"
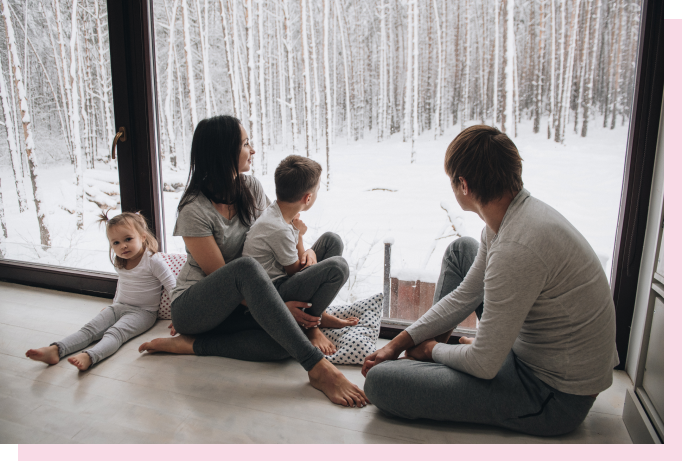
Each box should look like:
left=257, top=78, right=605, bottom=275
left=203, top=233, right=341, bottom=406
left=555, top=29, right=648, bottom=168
left=301, top=249, right=317, bottom=268
left=286, top=301, right=321, bottom=329
left=404, top=339, right=438, bottom=362
left=361, top=344, right=402, bottom=377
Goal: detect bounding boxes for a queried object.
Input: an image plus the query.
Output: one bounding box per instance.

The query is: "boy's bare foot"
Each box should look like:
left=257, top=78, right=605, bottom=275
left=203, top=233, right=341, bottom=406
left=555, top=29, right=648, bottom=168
left=138, top=335, right=196, bottom=355
left=305, top=327, right=337, bottom=355
left=67, top=352, right=92, bottom=371
left=25, top=345, right=60, bottom=365
left=308, top=358, right=370, bottom=407
left=320, top=312, right=359, bottom=329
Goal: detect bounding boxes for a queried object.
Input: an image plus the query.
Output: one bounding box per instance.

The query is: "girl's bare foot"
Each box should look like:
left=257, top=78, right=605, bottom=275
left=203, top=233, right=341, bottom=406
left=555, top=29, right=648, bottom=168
left=320, top=312, right=359, bottom=329
left=305, top=327, right=337, bottom=355
left=138, top=335, right=196, bottom=355
left=25, top=345, right=60, bottom=365
left=68, top=352, right=92, bottom=371
left=308, top=358, right=370, bottom=407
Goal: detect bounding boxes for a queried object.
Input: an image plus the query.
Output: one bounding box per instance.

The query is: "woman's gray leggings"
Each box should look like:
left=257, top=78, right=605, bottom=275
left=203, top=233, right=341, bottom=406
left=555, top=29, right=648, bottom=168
left=364, top=237, right=596, bottom=436
left=170, top=250, right=334, bottom=371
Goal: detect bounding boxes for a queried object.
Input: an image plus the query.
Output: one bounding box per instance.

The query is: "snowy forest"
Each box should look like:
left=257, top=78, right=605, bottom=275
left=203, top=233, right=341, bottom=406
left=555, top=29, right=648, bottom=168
left=0, top=0, right=642, bottom=302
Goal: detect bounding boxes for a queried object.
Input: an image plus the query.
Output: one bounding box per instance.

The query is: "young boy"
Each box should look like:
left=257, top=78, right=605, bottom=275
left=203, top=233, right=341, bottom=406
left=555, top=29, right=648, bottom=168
left=242, top=155, right=358, bottom=354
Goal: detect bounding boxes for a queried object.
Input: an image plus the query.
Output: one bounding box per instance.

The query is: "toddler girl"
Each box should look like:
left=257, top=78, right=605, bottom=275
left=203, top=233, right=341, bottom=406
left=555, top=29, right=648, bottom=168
left=25, top=211, right=176, bottom=371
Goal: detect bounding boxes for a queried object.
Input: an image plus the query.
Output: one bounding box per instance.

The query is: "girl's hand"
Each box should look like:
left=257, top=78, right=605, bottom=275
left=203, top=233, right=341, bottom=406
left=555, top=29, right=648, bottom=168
left=285, top=301, right=321, bottom=328
left=292, top=213, right=308, bottom=235
left=301, top=249, right=317, bottom=268
left=168, top=322, right=177, bottom=336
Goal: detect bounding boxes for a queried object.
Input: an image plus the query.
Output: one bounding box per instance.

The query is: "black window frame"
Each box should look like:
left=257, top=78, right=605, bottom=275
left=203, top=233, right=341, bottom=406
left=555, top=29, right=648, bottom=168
left=0, top=0, right=663, bottom=365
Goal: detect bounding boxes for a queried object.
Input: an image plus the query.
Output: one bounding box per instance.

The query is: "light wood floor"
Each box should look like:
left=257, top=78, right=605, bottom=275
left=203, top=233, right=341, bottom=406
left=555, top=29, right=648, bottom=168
left=0, top=281, right=632, bottom=444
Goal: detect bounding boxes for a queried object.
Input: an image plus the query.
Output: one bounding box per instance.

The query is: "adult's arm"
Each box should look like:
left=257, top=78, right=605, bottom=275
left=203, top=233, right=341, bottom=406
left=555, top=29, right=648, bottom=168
left=430, top=242, right=547, bottom=379
left=183, top=236, right=226, bottom=276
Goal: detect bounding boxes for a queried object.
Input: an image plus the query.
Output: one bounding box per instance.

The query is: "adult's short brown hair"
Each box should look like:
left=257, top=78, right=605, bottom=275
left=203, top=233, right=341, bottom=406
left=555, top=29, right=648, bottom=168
left=444, top=125, right=523, bottom=205
left=275, top=155, right=322, bottom=202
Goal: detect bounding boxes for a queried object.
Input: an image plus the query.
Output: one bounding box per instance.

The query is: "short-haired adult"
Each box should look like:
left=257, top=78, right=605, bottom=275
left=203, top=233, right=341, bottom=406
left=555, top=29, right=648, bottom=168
left=139, top=115, right=368, bottom=408
left=362, top=125, right=618, bottom=435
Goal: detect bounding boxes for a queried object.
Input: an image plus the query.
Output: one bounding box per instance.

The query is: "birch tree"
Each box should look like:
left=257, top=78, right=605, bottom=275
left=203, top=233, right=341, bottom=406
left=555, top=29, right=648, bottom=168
left=2, top=0, right=50, bottom=246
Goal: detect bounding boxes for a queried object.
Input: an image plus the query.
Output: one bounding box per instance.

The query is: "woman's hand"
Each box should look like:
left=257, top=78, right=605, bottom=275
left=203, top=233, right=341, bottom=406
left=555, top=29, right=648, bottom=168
left=285, top=301, right=321, bottom=329
left=168, top=322, right=177, bottom=336
left=404, top=339, right=438, bottom=362
left=301, top=249, right=317, bottom=268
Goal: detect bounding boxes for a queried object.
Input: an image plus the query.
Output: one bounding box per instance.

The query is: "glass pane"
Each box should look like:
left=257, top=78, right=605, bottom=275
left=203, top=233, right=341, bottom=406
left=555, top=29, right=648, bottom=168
left=0, top=0, right=118, bottom=273
left=152, top=0, right=643, bottom=330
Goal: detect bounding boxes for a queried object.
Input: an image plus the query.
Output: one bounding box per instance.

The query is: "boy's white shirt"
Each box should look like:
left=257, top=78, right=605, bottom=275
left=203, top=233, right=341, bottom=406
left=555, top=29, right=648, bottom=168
left=242, top=201, right=300, bottom=280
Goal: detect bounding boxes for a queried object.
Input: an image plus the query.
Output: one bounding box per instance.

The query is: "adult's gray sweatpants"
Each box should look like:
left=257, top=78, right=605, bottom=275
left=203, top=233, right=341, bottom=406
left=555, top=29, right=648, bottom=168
left=364, top=237, right=597, bottom=437
left=52, top=304, right=157, bottom=365
left=170, top=234, right=348, bottom=371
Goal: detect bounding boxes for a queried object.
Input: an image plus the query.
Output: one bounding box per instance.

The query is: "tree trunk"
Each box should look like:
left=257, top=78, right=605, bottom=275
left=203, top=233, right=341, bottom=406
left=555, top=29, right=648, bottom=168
left=411, top=0, right=419, bottom=163
left=69, top=0, right=84, bottom=229
left=334, top=0, right=351, bottom=142
left=182, top=0, right=198, bottom=130
left=610, top=0, right=624, bottom=130
left=403, top=0, right=412, bottom=143
left=165, top=0, right=179, bottom=167
left=258, top=0, right=267, bottom=172
left=0, top=177, right=6, bottom=258
left=2, top=0, right=50, bottom=246
left=308, top=0, right=321, bottom=152
left=0, top=46, right=27, bottom=212
left=323, top=0, right=332, bottom=189
left=245, top=0, right=258, bottom=166
left=283, top=0, right=298, bottom=152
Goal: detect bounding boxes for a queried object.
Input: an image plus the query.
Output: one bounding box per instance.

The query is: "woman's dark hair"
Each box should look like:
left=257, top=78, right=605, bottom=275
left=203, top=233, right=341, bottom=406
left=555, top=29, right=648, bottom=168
left=178, top=115, right=262, bottom=226
left=444, top=125, right=523, bottom=205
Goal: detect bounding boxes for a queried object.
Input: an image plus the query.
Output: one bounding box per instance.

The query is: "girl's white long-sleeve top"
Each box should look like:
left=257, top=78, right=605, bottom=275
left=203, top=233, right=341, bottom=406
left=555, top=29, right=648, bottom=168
left=113, top=251, right=176, bottom=310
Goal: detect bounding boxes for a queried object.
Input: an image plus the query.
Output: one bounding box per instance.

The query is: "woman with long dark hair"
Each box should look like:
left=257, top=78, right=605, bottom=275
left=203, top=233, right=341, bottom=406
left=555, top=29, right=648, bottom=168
left=139, top=115, right=368, bottom=407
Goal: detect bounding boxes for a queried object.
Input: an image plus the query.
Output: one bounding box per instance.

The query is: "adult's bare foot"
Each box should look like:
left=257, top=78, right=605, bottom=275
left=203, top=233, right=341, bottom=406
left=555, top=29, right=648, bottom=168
left=306, top=327, right=337, bottom=355
left=68, top=352, right=92, bottom=371
left=308, top=358, right=370, bottom=407
left=25, top=345, right=60, bottom=365
left=459, top=336, right=474, bottom=345
left=138, top=335, right=196, bottom=355
left=320, top=312, right=359, bottom=329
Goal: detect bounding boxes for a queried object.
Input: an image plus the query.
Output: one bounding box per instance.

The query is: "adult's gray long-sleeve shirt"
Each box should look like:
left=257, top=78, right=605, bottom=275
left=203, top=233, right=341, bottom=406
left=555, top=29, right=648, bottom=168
left=405, top=189, right=619, bottom=396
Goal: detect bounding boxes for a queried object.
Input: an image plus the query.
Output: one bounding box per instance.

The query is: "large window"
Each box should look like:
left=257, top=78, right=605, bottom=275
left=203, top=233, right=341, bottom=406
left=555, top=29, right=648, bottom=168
left=0, top=0, right=117, bottom=273
left=151, top=0, right=643, bottom=329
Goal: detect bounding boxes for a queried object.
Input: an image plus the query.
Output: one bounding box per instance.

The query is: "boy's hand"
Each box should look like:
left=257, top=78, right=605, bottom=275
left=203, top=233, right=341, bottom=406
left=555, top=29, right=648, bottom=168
left=292, top=213, right=307, bottom=235
left=301, top=249, right=317, bottom=268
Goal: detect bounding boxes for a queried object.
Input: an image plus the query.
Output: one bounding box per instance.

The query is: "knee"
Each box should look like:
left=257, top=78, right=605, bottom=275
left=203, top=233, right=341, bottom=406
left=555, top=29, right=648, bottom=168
left=233, top=256, right=267, bottom=278
left=328, top=256, right=349, bottom=282
left=445, top=236, right=478, bottom=262
left=321, top=232, right=344, bottom=253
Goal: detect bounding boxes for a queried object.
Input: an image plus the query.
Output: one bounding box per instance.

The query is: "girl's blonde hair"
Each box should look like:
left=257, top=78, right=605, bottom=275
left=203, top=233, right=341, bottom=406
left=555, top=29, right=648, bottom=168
left=98, top=210, right=159, bottom=269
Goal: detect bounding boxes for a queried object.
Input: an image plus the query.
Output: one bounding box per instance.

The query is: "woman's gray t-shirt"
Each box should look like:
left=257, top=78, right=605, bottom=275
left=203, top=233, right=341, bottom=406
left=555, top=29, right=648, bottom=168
left=170, top=176, right=269, bottom=302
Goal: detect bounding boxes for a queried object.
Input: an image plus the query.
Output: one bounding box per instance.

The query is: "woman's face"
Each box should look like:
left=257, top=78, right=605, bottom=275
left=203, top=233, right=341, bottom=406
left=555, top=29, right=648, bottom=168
left=237, top=124, right=255, bottom=174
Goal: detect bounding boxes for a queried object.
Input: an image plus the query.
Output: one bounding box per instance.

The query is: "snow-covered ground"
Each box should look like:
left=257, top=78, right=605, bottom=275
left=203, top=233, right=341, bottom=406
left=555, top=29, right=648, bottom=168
left=1, top=119, right=627, bottom=304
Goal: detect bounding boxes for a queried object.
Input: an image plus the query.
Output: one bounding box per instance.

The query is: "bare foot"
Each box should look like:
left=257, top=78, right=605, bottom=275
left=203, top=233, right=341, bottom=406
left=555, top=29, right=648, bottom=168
left=138, top=335, right=196, bottom=355
left=320, top=312, right=359, bottom=329
left=25, top=345, right=60, bottom=365
left=308, top=358, right=370, bottom=407
left=68, top=352, right=92, bottom=371
left=306, top=327, right=337, bottom=355
left=459, top=336, right=475, bottom=345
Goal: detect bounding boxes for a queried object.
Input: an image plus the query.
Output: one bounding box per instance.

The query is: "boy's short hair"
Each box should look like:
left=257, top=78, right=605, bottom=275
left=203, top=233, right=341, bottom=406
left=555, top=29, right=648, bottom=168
left=275, top=155, right=322, bottom=202
left=444, top=125, right=523, bottom=205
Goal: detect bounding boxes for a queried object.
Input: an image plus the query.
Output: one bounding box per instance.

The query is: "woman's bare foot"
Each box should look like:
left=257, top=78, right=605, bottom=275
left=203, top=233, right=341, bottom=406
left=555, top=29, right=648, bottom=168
left=319, top=312, right=359, bottom=329
left=308, top=358, right=370, bottom=407
left=138, top=335, right=196, bottom=355
left=459, top=336, right=475, bottom=345
left=25, top=345, right=60, bottom=365
left=305, top=327, right=337, bottom=355
left=67, top=352, right=92, bottom=371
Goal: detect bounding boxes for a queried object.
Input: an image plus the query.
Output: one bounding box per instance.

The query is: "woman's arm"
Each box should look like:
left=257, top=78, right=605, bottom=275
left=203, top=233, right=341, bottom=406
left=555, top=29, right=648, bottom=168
left=183, top=236, right=225, bottom=275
